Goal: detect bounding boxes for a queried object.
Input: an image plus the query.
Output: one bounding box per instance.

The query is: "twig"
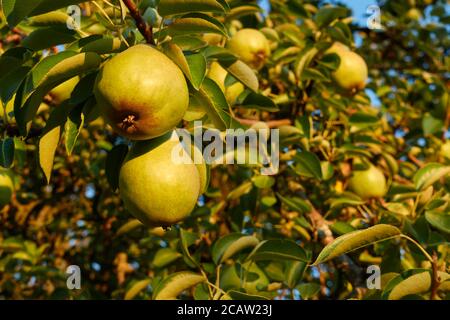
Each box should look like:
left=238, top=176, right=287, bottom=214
left=122, top=0, right=155, bottom=45
left=430, top=252, right=439, bottom=300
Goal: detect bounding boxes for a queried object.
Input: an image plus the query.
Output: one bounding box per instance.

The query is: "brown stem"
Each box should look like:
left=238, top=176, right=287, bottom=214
left=122, top=0, right=155, bottom=45
left=430, top=252, right=439, bottom=300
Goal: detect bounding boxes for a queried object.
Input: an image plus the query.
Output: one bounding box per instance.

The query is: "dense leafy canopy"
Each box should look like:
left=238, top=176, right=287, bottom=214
left=0, top=0, right=449, bottom=300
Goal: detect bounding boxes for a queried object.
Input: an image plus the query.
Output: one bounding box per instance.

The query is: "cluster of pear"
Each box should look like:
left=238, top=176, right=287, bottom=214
left=93, top=44, right=206, bottom=227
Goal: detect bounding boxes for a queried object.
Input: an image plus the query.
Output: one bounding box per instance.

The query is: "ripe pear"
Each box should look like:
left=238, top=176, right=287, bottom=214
left=207, top=62, right=244, bottom=105
left=227, top=29, right=271, bottom=70
left=326, top=42, right=368, bottom=91
left=0, top=169, right=14, bottom=207
left=349, top=165, right=387, bottom=199
left=94, top=44, right=189, bottom=140
left=406, top=8, right=422, bottom=21
left=119, top=133, right=200, bottom=227
left=49, top=76, right=79, bottom=105
left=220, top=262, right=269, bottom=294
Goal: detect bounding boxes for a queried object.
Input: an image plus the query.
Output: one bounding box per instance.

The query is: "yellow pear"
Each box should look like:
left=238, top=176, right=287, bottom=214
left=406, top=8, right=422, bottom=21
left=227, top=29, right=271, bottom=70
left=94, top=45, right=189, bottom=140
left=326, top=42, right=368, bottom=91
left=119, top=132, right=200, bottom=227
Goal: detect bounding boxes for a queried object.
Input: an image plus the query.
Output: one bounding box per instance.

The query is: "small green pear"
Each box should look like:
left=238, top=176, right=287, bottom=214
left=326, top=42, right=368, bottom=91
left=227, top=29, right=271, bottom=70
left=119, top=132, right=200, bottom=227
left=349, top=165, right=387, bottom=199
left=0, top=169, right=14, bottom=207
left=94, top=45, right=189, bottom=140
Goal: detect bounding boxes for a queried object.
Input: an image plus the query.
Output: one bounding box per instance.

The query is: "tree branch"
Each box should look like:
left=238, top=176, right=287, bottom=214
left=122, top=0, right=155, bottom=45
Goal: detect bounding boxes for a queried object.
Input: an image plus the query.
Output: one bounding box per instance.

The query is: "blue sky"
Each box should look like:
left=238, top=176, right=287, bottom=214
left=258, top=0, right=377, bottom=26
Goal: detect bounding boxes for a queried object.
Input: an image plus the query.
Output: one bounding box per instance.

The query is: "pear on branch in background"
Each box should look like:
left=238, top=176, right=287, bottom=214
left=349, top=162, right=387, bottom=200
left=227, top=29, right=271, bottom=71
left=326, top=42, right=368, bottom=91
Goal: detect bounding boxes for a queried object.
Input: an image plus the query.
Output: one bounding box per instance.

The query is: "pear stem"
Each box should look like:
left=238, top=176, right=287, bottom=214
left=122, top=0, right=155, bottom=45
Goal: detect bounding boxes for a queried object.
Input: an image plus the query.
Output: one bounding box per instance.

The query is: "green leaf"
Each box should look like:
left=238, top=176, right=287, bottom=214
left=388, top=271, right=450, bottom=300
left=328, top=192, right=365, bottom=209
left=300, top=67, right=329, bottom=82
left=38, top=102, right=73, bottom=183
left=185, top=53, right=207, bottom=90
left=252, top=176, right=275, bottom=189
left=29, top=11, right=70, bottom=26
left=225, top=290, right=269, bottom=300
left=2, top=0, right=89, bottom=26
left=297, top=282, right=321, bottom=299
left=165, top=14, right=227, bottom=37
left=105, top=144, right=128, bottom=192
left=152, top=248, right=182, bottom=268
left=179, top=228, right=199, bottom=268
left=162, top=43, right=206, bottom=90
left=219, top=59, right=259, bottom=92
left=247, top=239, right=309, bottom=262
left=22, top=27, right=77, bottom=51
left=285, top=261, right=307, bottom=288
left=413, top=163, right=450, bottom=191
left=276, top=193, right=311, bottom=214
left=196, top=77, right=231, bottom=130
left=227, top=181, right=253, bottom=200
left=241, top=92, right=278, bottom=112
left=314, top=6, right=348, bottom=28
left=313, top=224, right=401, bottom=265
left=425, top=210, right=450, bottom=234
left=158, top=0, right=227, bottom=17
left=225, top=5, right=262, bottom=21
left=291, top=151, right=323, bottom=179
left=330, top=221, right=356, bottom=236
left=153, top=271, right=205, bottom=300
left=212, top=233, right=259, bottom=264
left=0, top=138, right=15, bottom=168
left=124, top=279, right=151, bottom=300
left=80, top=37, right=127, bottom=55
left=15, top=52, right=102, bottom=135
left=422, top=113, right=444, bottom=135
left=115, top=219, right=143, bottom=237
left=294, top=46, right=318, bottom=79
left=349, top=112, right=380, bottom=126
left=64, top=105, right=84, bottom=155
